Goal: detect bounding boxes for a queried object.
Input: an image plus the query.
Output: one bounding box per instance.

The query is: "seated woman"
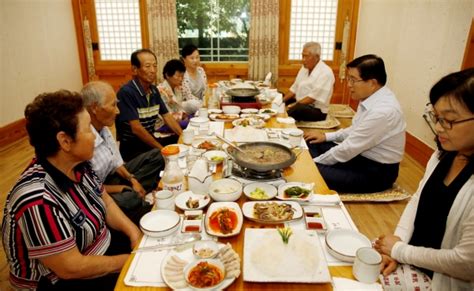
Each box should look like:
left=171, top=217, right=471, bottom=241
left=2, top=90, right=142, bottom=290
left=157, top=59, right=197, bottom=132
left=181, top=44, right=207, bottom=108
left=374, top=68, right=474, bottom=290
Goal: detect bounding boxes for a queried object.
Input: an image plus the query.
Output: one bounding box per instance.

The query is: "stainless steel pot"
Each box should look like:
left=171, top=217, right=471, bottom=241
left=225, top=88, right=260, bottom=98
left=226, top=142, right=296, bottom=172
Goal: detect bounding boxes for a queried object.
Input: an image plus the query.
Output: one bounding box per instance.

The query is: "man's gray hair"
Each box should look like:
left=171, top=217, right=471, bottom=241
left=81, top=81, right=114, bottom=107
left=303, top=42, right=321, bottom=57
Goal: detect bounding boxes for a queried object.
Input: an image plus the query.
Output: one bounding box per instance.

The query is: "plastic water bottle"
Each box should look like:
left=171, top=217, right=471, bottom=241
left=161, top=145, right=184, bottom=195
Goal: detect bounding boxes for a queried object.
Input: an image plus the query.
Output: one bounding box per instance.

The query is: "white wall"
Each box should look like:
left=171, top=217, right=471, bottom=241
left=355, top=0, right=473, bottom=148
left=0, top=0, right=82, bottom=126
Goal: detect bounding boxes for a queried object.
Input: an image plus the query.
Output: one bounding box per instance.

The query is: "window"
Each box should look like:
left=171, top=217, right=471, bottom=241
left=94, top=0, right=143, bottom=60
left=176, top=0, right=250, bottom=62
left=289, top=0, right=339, bottom=61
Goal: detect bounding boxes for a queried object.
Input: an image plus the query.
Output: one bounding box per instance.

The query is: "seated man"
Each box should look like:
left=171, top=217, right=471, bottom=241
left=81, top=81, right=163, bottom=222
left=305, top=54, right=406, bottom=193
left=283, top=41, right=335, bottom=121
left=116, top=48, right=183, bottom=161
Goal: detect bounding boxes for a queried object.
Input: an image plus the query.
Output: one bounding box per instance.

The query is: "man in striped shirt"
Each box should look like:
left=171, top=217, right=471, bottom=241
left=116, top=49, right=183, bottom=161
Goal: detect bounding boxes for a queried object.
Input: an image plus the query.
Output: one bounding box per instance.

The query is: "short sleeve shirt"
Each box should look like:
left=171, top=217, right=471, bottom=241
left=1, top=158, right=110, bottom=289
left=290, top=61, right=335, bottom=113
left=89, top=126, right=124, bottom=182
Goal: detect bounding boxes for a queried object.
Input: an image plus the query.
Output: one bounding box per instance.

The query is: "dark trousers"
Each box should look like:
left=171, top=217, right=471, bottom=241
left=120, top=135, right=178, bottom=162
left=106, top=148, right=163, bottom=224
left=286, top=98, right=327, bottom=121
left=309, top=142, right=399, bottom=193
left=37, top=229, right=131, bottom=291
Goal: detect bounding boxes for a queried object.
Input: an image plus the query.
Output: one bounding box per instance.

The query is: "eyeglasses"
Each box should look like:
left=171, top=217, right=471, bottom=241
left=347, top=77, right=365, bottom=84
left=425, top=111, right=474, bottom=130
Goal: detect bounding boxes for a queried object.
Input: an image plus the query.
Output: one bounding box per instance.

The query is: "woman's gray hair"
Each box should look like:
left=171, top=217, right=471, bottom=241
left=81, top=81, right=114, bottom=107
left=303, top=42, right=321, bottom=57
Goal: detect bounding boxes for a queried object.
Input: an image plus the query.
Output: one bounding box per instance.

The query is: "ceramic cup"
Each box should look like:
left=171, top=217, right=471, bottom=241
left=289, top=129, right=304, bottom=147
left=198, top=108, right=208, bottom=119
left=182, top=128, right=194, bottom=145
left=352, top=247, right=382, bottom=283
left=154, top=190, right=175, bottom=210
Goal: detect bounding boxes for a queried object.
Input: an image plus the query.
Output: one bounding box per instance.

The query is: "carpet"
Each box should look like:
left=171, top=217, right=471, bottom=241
left=339, top=184, right=412, bottom=202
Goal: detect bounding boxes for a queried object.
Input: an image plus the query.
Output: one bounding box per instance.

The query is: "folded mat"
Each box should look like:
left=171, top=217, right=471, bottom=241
left=339, top=184, right=412, bottom=202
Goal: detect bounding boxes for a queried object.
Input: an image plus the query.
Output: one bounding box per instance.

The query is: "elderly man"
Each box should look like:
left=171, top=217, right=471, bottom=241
left=116, top=48, right=183, bottom=161
left=283, top=42, right=335, bottom=121
left=305, top=54, right=406, bottom=193
left=82, top=81, right=163, bottom=221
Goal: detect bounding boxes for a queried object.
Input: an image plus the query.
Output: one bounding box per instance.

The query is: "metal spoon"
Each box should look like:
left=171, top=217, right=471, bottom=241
left=212, top=133, right=246, bottom=154
left=132, top=233, right=202, bottom=253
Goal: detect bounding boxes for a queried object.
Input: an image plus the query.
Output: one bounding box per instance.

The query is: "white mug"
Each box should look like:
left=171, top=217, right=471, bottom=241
left=198, top=108, right=208, bottom=119
left=154, top=190, right=175, bottom=210
left=182, top=128, right=194, bottom=145
left=289, top=129, right=303, bottom=147
left=352, top=247, right=382, bottom=283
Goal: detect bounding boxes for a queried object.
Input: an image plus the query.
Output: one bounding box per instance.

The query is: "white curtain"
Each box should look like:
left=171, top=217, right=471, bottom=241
left=248, top=0, right=279, bottom=84
left=147, top=0, right=179, bottom=82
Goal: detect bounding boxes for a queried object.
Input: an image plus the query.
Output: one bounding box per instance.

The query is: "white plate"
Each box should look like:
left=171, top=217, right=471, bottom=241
left=277, top=182, right=314, bottom=202
left=232, top=118, right=266, bottom=128
left=207, top=109, right=223, bottom=114
left=241, top=201, right=303, bottom=224
left=205, top=202, right=243, bottom=237
left=209, top=113, right=240, bottom=122
left=241, top=108, right=258, bottom=114
left=243, top=228, right=331, bottom=283
left=203, top=150, right=227, bottom=164
left=243, top=182, right=277, bottom=200
left=175, top=191, right=211, bottom=211
left=161, top=242, right=238, bottom=290
left=325, top=229, right=372, bottom=262
left=258, top=108, right=277, bottom=116
left=139, top=210, right=180, bottom=237
left=191, top=138, right=221, bottom=150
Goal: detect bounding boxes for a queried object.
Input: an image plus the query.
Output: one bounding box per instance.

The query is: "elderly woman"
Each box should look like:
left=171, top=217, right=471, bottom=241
left=181, top=44, right=207, bottom=104
left=1, top=90, right=142, bottom=290
left=157, top=59, right=199, bottom=133
left=375, top=68, right=474, bottom=290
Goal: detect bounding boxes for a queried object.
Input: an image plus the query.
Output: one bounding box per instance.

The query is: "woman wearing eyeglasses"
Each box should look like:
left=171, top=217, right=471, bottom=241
left=374, top=68, right=474, bottom=290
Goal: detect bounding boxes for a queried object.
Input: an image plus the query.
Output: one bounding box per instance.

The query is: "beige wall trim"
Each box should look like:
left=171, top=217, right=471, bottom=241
left=0, top=118, right=27, bottom=148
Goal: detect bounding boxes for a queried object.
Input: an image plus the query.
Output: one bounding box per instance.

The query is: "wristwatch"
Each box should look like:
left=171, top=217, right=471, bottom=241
left=126, top=174, right=136, bottom=182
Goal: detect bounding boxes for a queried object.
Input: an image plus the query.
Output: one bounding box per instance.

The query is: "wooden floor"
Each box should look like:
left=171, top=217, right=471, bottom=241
left=0, top=134, right=425, bottom=290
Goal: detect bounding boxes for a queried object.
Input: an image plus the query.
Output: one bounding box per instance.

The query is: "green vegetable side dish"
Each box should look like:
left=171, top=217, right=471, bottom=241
left=210, top=156, right=224, bottom=163
left=249, top=187, right=269, bottom=199
left=284, top=186, right=310, bottom=198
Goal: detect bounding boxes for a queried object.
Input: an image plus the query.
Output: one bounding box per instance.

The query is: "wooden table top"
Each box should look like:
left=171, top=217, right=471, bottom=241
left=114, top=113, right=355, bottom=291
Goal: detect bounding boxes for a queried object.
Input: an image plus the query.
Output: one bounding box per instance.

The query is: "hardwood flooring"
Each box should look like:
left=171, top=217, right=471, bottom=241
left=0, top=133, right=425, bottom=290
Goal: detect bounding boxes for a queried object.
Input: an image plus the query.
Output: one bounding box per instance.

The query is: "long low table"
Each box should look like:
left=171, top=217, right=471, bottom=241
left=115, top=115, right=354, bottom=290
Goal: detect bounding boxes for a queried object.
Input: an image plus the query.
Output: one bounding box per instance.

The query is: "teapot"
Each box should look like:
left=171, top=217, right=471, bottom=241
left=187, top=158, right=213, bottom=195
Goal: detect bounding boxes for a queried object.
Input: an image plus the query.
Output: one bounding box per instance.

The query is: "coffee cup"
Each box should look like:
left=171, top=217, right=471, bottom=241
left=352, top=247, right=382, bottom=283
left=288, top=129, right=304, bottom=147
left=154, top=190, right=175, bottom=210
left=182, top=128, right=194, bottom=145
left=198, top=108, right=208, bottom=119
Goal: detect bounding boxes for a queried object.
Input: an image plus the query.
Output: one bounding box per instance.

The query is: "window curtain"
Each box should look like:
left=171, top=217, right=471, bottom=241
left=248, top=0, right=279, bottom=84
left=147, top=0, right=179, bottom=82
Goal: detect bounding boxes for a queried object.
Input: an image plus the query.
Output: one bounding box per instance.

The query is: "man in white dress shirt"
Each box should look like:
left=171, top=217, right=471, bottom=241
left=305, top=55, right=406, bottom=193
left=283, top=42, right=335, bottom=121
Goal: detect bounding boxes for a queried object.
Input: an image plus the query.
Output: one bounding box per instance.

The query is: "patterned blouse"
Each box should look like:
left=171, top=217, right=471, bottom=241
left=182, top=66, right=207, bottom=101
left=157, top=80, right=186, bottom=121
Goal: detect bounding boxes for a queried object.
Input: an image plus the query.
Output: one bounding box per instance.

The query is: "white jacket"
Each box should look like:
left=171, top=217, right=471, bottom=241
left=392, top=151, right=474, bottom=291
